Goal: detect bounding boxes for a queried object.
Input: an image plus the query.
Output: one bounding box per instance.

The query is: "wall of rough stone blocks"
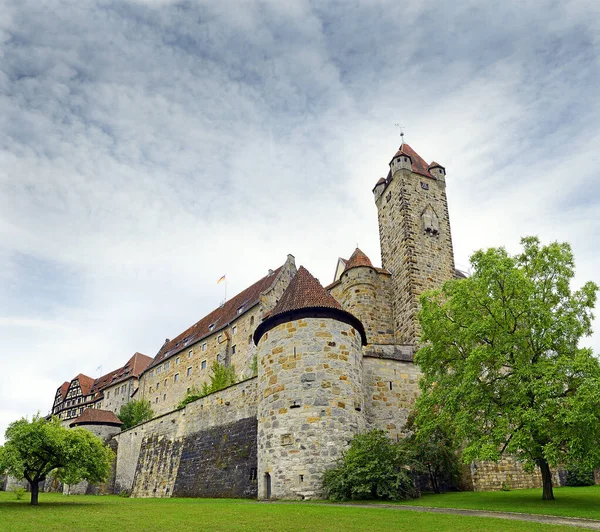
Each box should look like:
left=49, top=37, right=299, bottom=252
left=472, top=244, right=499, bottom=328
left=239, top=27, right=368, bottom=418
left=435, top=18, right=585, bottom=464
left=468, top=457, right=564, bottom=491
left=329, top=267, right=394, bottom=346
left=257, top=317, right=365, bottom=500
left=362, top=356, right=421, bottom=441
left=113, top=377, right=259, bottom=498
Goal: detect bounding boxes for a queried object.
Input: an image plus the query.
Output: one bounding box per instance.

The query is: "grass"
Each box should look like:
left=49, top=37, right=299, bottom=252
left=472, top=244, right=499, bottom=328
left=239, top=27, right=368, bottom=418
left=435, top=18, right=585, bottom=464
left=0, top=491, right=567, bottom=532
left=392, top=485, right=600, bottom=520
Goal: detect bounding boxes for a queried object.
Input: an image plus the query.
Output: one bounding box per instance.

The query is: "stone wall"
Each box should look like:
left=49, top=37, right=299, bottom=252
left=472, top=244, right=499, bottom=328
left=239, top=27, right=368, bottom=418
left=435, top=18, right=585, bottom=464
left=362, top=357, right=420, bottom=441
left=468, top=457, right=564, bottom=491
left=113, top=377, right=258, bottom=498
left=256, top=317, right=365, bottom=500
left=329, top=267, right=394, bottom=346
left=375, top=164, right=455, bottom=345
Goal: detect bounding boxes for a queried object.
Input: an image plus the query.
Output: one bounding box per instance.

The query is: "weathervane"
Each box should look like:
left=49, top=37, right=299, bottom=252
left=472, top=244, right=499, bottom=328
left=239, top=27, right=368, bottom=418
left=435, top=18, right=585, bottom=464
left=395, top=124, right=405, bottom=146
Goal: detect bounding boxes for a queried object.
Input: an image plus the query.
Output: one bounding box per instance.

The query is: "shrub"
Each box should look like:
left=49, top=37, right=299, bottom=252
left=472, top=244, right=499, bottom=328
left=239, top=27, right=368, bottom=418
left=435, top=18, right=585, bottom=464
left=566, top=466, right=595, bottom=487
left=13, top=487, right=26, bottom=500
left=177, top=362, right=236, bottom=408
left=322, top=430, right=419, bottom=501
left=118, top=400, right=154, bottom=430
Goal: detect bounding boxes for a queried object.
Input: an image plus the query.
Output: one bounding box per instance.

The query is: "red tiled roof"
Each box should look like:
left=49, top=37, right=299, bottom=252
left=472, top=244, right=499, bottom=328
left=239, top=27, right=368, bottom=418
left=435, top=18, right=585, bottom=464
left=148, top=265, right=284, bottom=369
left=91, top=352, right=152, bottom=394
left=428, top=161, right=445, bottom=170
left=269, top=266, right=343, bottom=318
left=74, top=374, right=95, bottom=396
left=59, top=381, right=69, bottom=399
left=70, top=408, right=122, bottom=427
left=389, top=143, right=436, bottom=179
left=344, top=248, right=373, bottom=271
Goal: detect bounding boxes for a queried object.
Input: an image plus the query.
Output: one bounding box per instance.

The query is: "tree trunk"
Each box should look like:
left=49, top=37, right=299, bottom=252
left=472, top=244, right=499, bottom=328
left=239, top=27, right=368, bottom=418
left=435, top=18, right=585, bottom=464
left=537, top=458, right=554, bottom=500
left=30, top=480, right=39, bottom=506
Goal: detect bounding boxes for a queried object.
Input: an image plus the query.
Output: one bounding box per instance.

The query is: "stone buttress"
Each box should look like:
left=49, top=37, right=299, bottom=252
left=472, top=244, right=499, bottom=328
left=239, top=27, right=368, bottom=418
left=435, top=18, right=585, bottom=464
left=254, top=266, right=367, bottom=500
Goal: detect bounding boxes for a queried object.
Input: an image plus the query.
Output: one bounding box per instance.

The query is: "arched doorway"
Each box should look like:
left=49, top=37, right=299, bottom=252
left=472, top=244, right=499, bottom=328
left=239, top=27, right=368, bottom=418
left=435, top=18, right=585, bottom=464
left=264, top=473, right=272, bottom=499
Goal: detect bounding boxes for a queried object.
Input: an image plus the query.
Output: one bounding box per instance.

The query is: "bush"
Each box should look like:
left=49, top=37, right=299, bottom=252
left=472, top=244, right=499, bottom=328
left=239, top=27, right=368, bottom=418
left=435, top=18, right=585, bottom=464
left=177, top=362, right=236, bottom=408
left=118, top=400, right=154, bottom=430
left=322, top=430, right=419, bottom=501
left=566, top=466, right=595, bottom=487
left=13, top=487, right=26, bottom=500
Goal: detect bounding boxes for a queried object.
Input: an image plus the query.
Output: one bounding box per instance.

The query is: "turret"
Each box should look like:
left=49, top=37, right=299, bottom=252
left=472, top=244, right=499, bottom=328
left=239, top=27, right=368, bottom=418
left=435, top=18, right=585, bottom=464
left=254, top=267, right=366, bottom=500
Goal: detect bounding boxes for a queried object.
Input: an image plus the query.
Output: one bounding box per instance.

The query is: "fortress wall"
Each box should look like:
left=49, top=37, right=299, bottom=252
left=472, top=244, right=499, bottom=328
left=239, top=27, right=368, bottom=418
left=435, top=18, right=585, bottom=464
left=362, top=357, right=421, bottom=440
left=469, top=457, right=564, bottom=491
left=113, top=377, right=258, bottom=498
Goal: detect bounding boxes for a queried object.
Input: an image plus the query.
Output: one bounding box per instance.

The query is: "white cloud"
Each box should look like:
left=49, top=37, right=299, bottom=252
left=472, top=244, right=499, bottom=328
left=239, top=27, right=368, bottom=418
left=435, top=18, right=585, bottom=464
left=1, top=0, right=599, bottom=442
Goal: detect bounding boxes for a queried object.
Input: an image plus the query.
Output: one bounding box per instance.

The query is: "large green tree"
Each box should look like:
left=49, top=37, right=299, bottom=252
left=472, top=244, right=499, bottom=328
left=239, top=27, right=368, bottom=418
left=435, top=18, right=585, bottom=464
left=0, top=415, right=114, bottom=505
left=415, top=236, right=600, bottom=500
left=118, top=399, right=154, bottom=430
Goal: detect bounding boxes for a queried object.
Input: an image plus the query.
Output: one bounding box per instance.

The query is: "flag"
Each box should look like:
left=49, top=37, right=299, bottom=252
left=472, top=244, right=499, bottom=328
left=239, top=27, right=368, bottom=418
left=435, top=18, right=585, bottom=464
left=217, top=275, right=226, bottom=285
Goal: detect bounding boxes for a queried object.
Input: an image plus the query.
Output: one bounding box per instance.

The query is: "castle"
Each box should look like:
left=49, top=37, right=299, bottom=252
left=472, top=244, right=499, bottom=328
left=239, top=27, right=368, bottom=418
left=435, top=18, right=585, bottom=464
left=49, top=143, right=543, bottom=498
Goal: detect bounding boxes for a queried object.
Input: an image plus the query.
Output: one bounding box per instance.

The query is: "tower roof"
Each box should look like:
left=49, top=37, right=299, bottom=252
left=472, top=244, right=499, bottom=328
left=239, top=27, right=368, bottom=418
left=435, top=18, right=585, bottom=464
left=389, top=143, right=435, bottom=179
left=69, top=408, right=123, bottom=427
left=270, top=266, right=343, bottom=317
left=254, top=266, right=367, bottom=345
left=344, top=248, right=373, bottom=271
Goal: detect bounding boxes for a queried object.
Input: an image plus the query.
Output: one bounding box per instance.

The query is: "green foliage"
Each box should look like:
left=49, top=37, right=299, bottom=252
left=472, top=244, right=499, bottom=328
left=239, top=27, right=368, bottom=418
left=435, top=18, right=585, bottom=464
left=566, top=466, right=595, bottom=487
left=403, top=414, right=461, bottom=494
left=119, top=489, right=131, bottom=498
left=177, top=361, right=237, bottom=408
left=251, top=355, right=258, bottom=376
left=415, top=236, right=600, bottom=501
left=501, top=481, right=511, bottom=492
left=12, top=487, right=26, bottom=500
left=0, top=415, right=114, bottom=505
left=322, top=429, right=419, bottom=501
left=118, top=399, right=154, bottom=430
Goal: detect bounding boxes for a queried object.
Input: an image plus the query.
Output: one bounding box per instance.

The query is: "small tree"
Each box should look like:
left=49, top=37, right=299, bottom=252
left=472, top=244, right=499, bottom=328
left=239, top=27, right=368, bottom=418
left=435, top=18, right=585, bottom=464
left=0, top=415, right=114, bottom=505
left=415, top=236, right=600, bottom=500
left=404, top=414, right=461, bottom=494
left=323, top=429, right=419, bottom=501
left=178, top=361, right=237, bottom=408
left=118, top=399, right=154, bottom=430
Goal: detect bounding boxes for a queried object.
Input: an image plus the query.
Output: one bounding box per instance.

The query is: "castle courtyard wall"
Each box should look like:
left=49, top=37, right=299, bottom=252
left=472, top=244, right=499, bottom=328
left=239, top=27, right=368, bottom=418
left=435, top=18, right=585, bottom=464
left=113, top=377, right=259, bottom=498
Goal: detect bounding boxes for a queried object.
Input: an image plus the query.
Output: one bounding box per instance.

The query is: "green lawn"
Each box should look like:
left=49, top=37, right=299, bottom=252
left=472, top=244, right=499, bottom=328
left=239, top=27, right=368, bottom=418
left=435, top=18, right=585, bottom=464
left=0, top=492, right=566, bottom=532
left=394, top=485, right=600, bottom=520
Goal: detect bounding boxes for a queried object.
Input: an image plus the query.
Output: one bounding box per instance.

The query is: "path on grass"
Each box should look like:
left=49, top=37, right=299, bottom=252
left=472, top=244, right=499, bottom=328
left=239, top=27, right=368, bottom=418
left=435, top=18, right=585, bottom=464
left=268, top=502, right=600, bottom=529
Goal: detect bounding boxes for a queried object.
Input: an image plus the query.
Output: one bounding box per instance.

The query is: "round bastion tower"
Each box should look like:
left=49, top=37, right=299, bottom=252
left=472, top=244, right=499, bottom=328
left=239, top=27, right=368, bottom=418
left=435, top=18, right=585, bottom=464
left=253, top=266, right=367, bottom=500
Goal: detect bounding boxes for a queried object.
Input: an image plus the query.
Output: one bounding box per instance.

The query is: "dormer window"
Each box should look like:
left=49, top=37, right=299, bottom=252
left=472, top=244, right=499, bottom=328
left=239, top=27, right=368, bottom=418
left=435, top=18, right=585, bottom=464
left=208, top=324, right=215, bottom=331
left=237, top=306, right=244, bottom=315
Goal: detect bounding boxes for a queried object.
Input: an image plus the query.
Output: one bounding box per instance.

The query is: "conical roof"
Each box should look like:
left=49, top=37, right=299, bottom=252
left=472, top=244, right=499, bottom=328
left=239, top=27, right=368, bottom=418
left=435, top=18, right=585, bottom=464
left=344, top=248, right=373, bottom=271
left=269, top=266, right=343, bottom=317
left=254, top=266, right=367, bottom=345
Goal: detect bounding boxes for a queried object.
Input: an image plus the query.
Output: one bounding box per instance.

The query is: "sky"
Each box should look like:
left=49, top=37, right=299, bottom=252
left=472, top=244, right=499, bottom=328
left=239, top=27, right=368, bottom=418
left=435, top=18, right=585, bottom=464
left=1, top=0, right=599, bottom=442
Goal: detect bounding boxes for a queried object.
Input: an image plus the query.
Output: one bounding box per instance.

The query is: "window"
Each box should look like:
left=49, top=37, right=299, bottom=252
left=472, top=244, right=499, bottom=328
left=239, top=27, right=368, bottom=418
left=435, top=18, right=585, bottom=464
left=189, top=349, right=193, bottom=358
left=164, top=361, right=170, bottom=371
left=217, top=334, right=222, bottom=342
left=201, top=360, right=207, bottom=370
left=163, top=394, right=166, bottom=401
left=250, top=316, right=254, bottom=326
left=232, top=345, right=236, bottom=355
left=208, top=323, right=215, bottom=331
left=155, top=397, right=158, bottom=404
left=149, top=370, right=154, bottom=377
left=156, top=366, right=162, bottom=374
left=202, top=343, right=207, bottom=351
left=232, top=325, right=237, bottom=334
left=106, top=391, right=110, bottom=399
left=164, top=379, right=167, bottom=387
left=187, top=367, right=192, bottom=377
left=176, top=357, right=180, bottom=365
left=237, top=306, right=244, bottom=315
left=150, top=386, right=153, bottom=393
left=174, top=373, right=179, bottom=383
left=248, top=334, right=252, bottom=344
left=156, top=382, right=160, bottom=389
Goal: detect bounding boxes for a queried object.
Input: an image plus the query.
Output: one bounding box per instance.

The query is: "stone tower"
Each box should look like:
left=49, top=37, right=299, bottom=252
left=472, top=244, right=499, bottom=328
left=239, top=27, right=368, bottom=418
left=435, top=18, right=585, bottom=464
left=253, top=266, right=367, bottom=500
left=373, top=144, right=455, bottom=345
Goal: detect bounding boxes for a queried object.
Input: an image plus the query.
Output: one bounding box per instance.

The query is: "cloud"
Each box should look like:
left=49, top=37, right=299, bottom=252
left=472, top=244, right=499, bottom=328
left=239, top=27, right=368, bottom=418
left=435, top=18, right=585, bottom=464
left=1, top=0, right=599, bottom=442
